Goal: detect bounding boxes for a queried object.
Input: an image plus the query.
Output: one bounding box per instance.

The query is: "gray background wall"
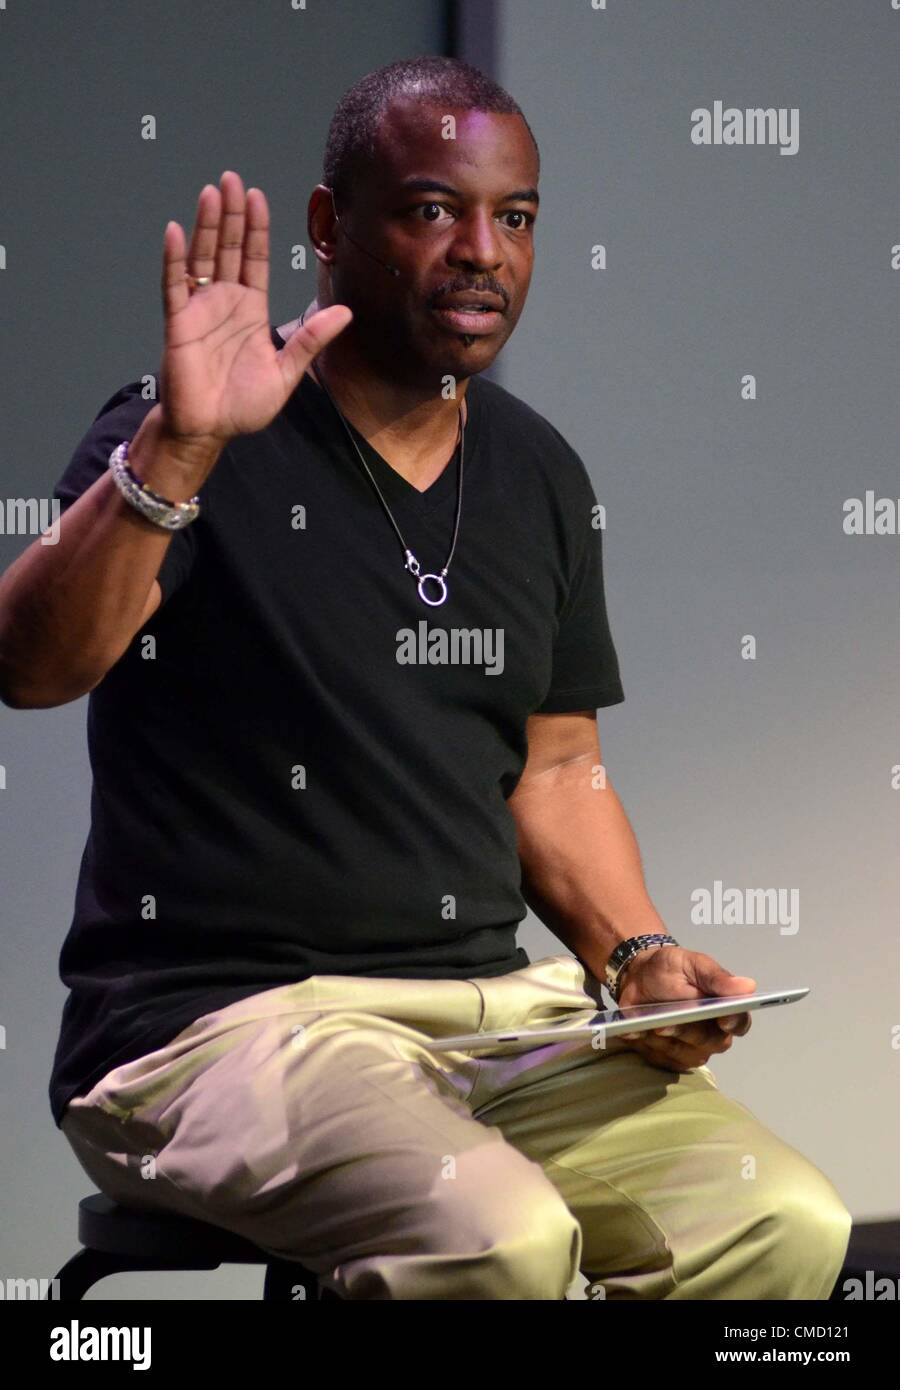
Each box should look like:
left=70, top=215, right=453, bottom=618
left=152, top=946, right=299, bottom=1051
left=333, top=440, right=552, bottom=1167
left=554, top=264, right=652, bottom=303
left=477, top=0, right=898, bottom=1225
left=1, top=0, right=896, bottom=1299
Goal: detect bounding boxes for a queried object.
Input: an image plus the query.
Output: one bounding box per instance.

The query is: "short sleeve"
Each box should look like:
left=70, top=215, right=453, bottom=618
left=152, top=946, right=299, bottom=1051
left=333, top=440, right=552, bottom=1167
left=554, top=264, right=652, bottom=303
left=52, top=383, right=198, bottom=605
left=534, top=456, right=625, bottom=714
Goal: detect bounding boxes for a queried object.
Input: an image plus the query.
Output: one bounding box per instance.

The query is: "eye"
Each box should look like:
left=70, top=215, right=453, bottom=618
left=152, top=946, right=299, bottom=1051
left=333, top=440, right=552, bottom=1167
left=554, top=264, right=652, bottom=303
left=410, top=201, right=453, bottom=224
left=499, top=210, right=535, bottom=230
left=409, top=202, right=535, bottom=230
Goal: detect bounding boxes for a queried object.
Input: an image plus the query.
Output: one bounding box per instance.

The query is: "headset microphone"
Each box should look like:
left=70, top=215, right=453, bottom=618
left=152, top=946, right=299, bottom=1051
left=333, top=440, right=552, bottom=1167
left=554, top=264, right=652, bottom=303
left=330, top=190, right=400, bottom=277
left=327, top=190, right=477, bottom=346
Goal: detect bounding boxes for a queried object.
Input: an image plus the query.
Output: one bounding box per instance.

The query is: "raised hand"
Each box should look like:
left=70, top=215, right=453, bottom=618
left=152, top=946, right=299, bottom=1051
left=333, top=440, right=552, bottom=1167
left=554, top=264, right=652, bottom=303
left=158, top=170, right=351, bottom=455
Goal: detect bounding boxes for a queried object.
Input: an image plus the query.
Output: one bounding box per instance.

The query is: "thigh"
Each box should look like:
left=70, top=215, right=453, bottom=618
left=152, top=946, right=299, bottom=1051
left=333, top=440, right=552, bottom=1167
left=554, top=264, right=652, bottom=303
left=62, top=1007, right=580, bottom=1293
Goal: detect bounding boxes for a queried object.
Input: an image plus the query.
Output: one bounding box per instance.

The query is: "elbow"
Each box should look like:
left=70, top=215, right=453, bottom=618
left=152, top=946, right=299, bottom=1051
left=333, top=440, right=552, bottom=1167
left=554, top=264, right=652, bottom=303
left=1, top=683, right=93, bottom=710
left=0, top=684, right=34, bottom=709
left=0, top=662, right=97, bottom=709
left=0, top=657, right=28, bottom=707
left=0, top=609, right=115, bottom=708
left=0, top=623, right=111, bottom=709
left=1, top=673, right=51, bottom=708
left=0, top=688, right=26, bottom=709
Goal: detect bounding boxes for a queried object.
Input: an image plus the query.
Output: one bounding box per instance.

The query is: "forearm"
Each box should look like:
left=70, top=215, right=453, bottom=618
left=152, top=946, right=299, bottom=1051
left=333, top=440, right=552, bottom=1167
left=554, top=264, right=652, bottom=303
left=0, top=406, right=218, bottom=707
left=508, top=753, right=668, bottom=981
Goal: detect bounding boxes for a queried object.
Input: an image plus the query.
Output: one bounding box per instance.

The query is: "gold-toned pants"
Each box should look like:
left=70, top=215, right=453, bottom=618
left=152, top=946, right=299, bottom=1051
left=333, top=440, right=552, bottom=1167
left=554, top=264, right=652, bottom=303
left=61, top=953, right=851, bottom=1300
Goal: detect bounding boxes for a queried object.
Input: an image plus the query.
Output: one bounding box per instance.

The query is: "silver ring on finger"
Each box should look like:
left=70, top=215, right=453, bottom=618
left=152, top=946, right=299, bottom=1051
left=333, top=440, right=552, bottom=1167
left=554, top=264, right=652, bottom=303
left=185, top=273, right=213, bottom=289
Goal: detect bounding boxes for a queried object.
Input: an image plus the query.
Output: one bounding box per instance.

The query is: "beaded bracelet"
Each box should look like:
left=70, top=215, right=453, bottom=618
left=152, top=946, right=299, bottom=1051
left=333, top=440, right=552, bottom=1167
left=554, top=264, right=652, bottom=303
left=108, top=440, right=200, bottom=531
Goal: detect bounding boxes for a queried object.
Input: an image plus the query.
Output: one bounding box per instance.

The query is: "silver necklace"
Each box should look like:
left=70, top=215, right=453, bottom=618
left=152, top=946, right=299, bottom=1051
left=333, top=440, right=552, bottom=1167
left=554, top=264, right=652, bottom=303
left=298, top=307, right=464, bottom=608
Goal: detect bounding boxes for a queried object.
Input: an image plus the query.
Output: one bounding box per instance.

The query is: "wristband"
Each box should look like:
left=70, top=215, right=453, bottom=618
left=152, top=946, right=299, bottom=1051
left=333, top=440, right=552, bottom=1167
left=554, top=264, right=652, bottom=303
left=604, top=934, right=679, bottom=1002
left=108, top=440, right=200, bottom=531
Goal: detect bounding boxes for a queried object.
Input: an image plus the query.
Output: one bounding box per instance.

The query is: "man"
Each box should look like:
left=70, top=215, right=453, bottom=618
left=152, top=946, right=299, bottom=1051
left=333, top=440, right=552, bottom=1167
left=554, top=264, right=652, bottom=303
left=0, top=56, right=850, bottom=1299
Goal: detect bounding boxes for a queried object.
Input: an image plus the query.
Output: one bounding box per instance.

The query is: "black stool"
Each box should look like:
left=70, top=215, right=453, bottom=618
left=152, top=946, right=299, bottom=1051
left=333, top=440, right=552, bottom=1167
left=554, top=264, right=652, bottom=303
left=829, top=1219, right=900, bottom=1300
left=52, top=1194, right=340, bottom=1300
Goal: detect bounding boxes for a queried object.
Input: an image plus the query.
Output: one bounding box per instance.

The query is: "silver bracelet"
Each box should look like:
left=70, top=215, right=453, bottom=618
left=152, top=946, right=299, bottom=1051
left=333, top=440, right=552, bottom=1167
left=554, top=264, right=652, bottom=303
left=604, top=933, right=679, bottom=1002
left=108, top=440, right=200, bottom=531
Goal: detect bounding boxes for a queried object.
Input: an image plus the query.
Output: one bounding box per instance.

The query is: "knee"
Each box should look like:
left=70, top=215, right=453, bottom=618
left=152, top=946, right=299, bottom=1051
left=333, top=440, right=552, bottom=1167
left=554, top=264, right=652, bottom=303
left=747, top=1160, right=853, bottom=1299
left=339, top=1157, right=583, bottom=1301
left=785, top=1183, right=853, bottom=1296
left=479, top=1184, right=582, bottom=1300
left=430, top=1153, right=583, bottom=1300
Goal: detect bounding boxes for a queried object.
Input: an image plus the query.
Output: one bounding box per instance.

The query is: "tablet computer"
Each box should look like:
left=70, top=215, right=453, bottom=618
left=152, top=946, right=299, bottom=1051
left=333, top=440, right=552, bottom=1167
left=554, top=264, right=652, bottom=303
left=428, top=987, right=809, bottom=1055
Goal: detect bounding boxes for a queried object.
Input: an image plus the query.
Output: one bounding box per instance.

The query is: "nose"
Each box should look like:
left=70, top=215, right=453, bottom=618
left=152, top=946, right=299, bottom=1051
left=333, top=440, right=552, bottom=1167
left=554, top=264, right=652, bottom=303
left=446, top=208, right=504, bottom=272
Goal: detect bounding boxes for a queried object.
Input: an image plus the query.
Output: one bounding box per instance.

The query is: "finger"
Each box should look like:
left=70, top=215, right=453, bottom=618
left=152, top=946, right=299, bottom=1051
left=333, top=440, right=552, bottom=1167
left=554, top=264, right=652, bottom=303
left=240, top=186, right=269, bottom=297
left=640, top=1027, right=734, bottom=1066
left=277, top=304, right=354, bottom=394
left=162, top=221, right=191, bottom=325
left=719, top=1011, right=752, bottom=1037
left=654, top=1021, right=720, bottom=1047
left=186, top=183, right=221, bottom=286
left=622, top=1032, right=702, bottom=1073
left=214, top=170, right=246, bottom=283
left=657, top=1010, right=752, bottom=1046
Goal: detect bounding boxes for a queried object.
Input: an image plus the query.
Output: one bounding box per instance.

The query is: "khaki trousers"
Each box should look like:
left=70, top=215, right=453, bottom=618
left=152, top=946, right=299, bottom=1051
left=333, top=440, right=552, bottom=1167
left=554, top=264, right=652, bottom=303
left=61, top=953, right=851, bottom=1300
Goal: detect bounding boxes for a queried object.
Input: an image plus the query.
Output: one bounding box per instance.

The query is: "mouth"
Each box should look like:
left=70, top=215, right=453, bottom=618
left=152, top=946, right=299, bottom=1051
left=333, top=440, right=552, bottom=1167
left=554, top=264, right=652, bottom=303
left=430, top=292, right=506, bottom=338
left=430, top=305, right=504, bottom=336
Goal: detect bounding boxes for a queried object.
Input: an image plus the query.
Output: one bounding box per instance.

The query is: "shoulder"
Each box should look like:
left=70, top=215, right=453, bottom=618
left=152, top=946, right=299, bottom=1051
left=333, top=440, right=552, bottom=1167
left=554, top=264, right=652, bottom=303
left=53, top=379, right=158, bottom=508
left=78, top=378, right=159, bottom=458
left=470, top=374, right=595, bottom=499
left=89, top=379, right=156, bottom=430
left=470, top=373, right=559, bottom=435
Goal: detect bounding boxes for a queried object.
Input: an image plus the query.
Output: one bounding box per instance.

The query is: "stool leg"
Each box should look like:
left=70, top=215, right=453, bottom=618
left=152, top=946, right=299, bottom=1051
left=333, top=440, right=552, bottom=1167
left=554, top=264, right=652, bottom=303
left=52, top=1249, right=134, bottom=1300
left=263, top=1258, right=319, bottom=1302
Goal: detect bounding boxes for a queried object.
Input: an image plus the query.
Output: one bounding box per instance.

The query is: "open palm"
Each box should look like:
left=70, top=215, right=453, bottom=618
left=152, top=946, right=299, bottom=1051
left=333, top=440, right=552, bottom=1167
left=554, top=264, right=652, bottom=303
left=158, top=170, right=351, bottom=449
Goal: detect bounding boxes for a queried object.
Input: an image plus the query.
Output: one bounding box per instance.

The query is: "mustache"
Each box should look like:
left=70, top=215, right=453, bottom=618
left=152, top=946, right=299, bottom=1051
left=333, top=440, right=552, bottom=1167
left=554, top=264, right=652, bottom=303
left=428, top=280, right=509, bottom=309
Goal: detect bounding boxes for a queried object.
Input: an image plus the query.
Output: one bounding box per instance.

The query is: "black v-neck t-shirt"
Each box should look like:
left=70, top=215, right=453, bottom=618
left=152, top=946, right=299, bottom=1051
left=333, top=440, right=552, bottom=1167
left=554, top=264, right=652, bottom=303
left=47, top=325, right=625, bottom=1127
